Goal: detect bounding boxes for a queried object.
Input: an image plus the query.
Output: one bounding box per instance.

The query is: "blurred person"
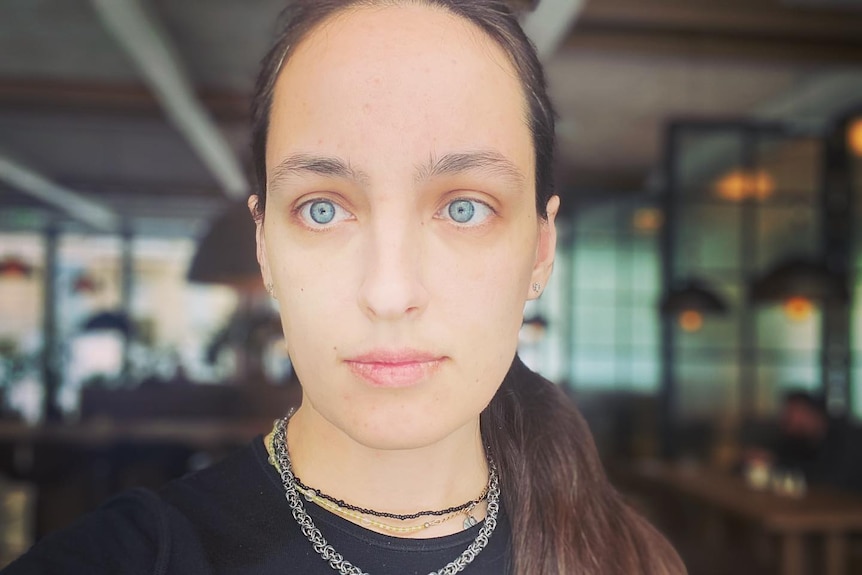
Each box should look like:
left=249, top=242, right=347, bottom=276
left=3, top=1, right=684, bottom=574
left=773, top=391, right=862, bottom=492
left=744, top=391, right=862, bottom=493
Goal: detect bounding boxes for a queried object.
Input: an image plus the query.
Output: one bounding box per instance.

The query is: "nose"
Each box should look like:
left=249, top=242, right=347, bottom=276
left=357, top=218, right=429, bottom=321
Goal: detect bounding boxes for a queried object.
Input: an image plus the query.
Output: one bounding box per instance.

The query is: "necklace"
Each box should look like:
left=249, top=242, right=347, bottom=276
left=292, top=474, right=488, bottom=521
left=295, top=483, right=475, bottom=534
left=271, top=415, right=501, bottom=575
left=267, top=432, right=489, bottom=523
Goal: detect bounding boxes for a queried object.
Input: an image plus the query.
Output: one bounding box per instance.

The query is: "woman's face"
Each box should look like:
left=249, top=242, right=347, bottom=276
left=254, top=4, right=558, bottom=450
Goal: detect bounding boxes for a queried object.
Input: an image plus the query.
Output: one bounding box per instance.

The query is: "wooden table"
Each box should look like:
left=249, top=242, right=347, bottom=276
left=632, top=461, right=862, bottom=575
left=0, top=418, right=273, bottom=450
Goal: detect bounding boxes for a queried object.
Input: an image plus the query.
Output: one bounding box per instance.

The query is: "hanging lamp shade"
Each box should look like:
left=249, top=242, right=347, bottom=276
left=187, top=201, right=261, bottom=289
left=660, top=279, right=728, bottom=316
left=0, top=255, right=34, bottom=278
left=749, top=258, right=848, bottom=304
left=81, top=311, right=133, bottom=335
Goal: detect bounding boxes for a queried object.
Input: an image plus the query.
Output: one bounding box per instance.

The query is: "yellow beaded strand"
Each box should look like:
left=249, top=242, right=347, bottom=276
left=295, top=484, right=469, bottom=534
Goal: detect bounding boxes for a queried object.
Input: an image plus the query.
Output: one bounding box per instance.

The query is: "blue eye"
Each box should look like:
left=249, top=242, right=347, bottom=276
left=298, top=199, right=351, bottom=228
left=309, top=200, right=335, bottom=224
left=449, top=200, right=475, bottom=223
left=443, top=199, right=493, bottom=226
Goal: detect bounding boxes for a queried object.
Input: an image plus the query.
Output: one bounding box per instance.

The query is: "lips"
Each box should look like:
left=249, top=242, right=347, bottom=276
left=344, top=350, right=445, bottom=388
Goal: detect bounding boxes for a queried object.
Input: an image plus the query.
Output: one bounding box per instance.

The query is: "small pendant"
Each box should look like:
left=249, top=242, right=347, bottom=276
left=303, top=489, right=316, bottom=502
left=463, top=515, right=477, bottom=529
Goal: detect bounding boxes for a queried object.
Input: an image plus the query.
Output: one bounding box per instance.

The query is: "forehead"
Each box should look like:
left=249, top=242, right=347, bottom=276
left=266, top=3, right=533, bottom=178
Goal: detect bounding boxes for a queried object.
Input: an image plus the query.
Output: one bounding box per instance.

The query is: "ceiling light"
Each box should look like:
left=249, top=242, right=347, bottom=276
left=749, top=258, right=848, bottom=304
left=660, top=279, right=728, bottom=333
left=848, top=117, right=862, bottom=157
left=0, top=256, right=34, bottom=279
left=714, top=169, right=775, bottom=202
left=187, top=201, right=259, bottom=289
left=632, top=208, right=663, bottom=234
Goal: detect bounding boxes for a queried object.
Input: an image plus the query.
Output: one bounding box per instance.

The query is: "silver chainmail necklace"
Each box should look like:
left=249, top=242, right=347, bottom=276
left=271, top=416, right=501, bottom=575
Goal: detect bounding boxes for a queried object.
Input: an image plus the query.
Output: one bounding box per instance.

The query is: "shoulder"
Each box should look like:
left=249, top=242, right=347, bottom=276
left=151, top=437, right=297, bottom=570
left=3, top=439, right=279, bottom=575
left=157, top=436, right=278, bottom=522
left=3, top=488, right=166, bottom=575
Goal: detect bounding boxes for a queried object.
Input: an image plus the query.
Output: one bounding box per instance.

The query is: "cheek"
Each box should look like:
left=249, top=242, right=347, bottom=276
left=429, top=233, right=535, bottom=336
left=269, top=245, right=357, bottom=352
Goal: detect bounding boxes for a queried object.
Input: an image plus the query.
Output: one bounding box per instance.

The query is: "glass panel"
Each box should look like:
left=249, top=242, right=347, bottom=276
left=631, top=308, right=660, bottom=347
left=0, top=233, right=44, bottom=341
left=676, top=204, right=741, bottom=272
left=0, top=233, right=45, bottom=423
left=676, top=130, right=745, bottom=198
left=755, top=360, right=819, bottom=416
left=573, top=238, right=618, bottom=291
left=676, top=361, right=740, bottom=419
left=755, top=304, right=821, bottom=352
left=755, top=135, right=820, bottom=201
left=58, top=234, right=123, bottom=333
left=852, top=369, right=862, bottom=422
left=630, top=239, right=659, bottom=295
left=572, top=348, right=617, bottom=389
left=852, top=283, right=862, bottom=354
left=677, top=315, right=739, bottom=351
left=573, top=202, right=620, bottom=236
left=574, top=306, right=615, bottom=347
left=756, top=204, right=819, bottom=270
left=629, top=354, right=660, bottom=392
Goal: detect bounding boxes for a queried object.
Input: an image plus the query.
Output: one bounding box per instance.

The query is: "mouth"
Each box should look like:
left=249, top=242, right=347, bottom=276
left=344, top=350, right=445, bottom=388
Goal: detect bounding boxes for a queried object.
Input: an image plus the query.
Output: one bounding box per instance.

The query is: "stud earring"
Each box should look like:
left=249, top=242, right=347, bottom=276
left=532, top=283, right=542, bottom=294
left=266, top=282, right=276, bottom=299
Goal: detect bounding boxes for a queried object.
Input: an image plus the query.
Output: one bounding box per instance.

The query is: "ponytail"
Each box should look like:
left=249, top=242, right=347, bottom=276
left=481, top=356, right=686, bottom=574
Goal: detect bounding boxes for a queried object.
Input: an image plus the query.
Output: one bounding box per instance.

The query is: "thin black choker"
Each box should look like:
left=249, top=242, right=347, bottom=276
left=291, top=473, right=489, bottom=521
left=266, top=424, right=490, bottom=522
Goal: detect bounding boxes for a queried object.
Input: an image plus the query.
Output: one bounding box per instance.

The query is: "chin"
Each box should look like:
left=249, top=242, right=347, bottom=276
left=343, top=408, right=473, bottom=452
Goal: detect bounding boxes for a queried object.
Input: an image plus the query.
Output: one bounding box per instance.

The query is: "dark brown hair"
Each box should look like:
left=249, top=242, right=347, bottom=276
left=250, top=2, right=685, bottom=573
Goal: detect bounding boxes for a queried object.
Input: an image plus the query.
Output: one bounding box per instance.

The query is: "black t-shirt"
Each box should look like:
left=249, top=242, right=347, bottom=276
left=3, top=437, right=511, bottom=575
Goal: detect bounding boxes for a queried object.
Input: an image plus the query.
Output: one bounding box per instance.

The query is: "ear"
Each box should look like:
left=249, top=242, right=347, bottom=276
left=248, top=195, right=273, bottom=289
left=528, top=195, right=560, bottom=300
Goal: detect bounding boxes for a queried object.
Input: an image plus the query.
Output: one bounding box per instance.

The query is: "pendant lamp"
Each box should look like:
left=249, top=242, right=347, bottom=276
left=749, top=258, right=848, bottom=305
left=187, top=201, right=260, bottom=290
left=81, top=311, right=133, bottom=336
left=660, top=279, right=728, bottom=333
left=0, top=255, right=34, bottom=279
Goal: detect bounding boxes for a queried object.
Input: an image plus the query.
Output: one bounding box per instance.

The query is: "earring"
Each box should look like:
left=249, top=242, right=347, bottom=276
left=266, top=282, right=276, bottom=299
left=532, top=283, right=542, bottom=294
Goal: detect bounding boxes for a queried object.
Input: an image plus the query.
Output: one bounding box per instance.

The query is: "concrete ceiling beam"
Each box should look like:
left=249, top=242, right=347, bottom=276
left=90, top=0, right=249, bottom=200
left=522, top=0, right=587, bottom=60
left=0, top=153, right=119, bottom=231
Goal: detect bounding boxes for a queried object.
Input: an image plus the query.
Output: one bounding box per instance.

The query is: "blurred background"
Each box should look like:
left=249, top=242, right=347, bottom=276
left=1, top=0, right=862, bottom=573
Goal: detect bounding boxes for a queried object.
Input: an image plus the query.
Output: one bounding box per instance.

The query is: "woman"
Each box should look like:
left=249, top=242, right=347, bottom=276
left=4, top=1, right=685, bottom=573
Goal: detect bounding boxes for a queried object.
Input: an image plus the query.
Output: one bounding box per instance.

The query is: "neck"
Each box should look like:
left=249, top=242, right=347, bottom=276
left=278, top=402, right=489, bottom=537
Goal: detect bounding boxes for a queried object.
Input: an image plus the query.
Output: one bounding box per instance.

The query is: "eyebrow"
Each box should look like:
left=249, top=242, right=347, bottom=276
left=416, top=150, right=526, bottom=189
left=268, top=154, right=370, bottom=189
left=268, top=149, right=526, bottom=191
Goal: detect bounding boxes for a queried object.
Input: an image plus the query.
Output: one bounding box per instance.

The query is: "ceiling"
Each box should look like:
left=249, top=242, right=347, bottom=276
left=1, top=0, right=861, bottom=237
